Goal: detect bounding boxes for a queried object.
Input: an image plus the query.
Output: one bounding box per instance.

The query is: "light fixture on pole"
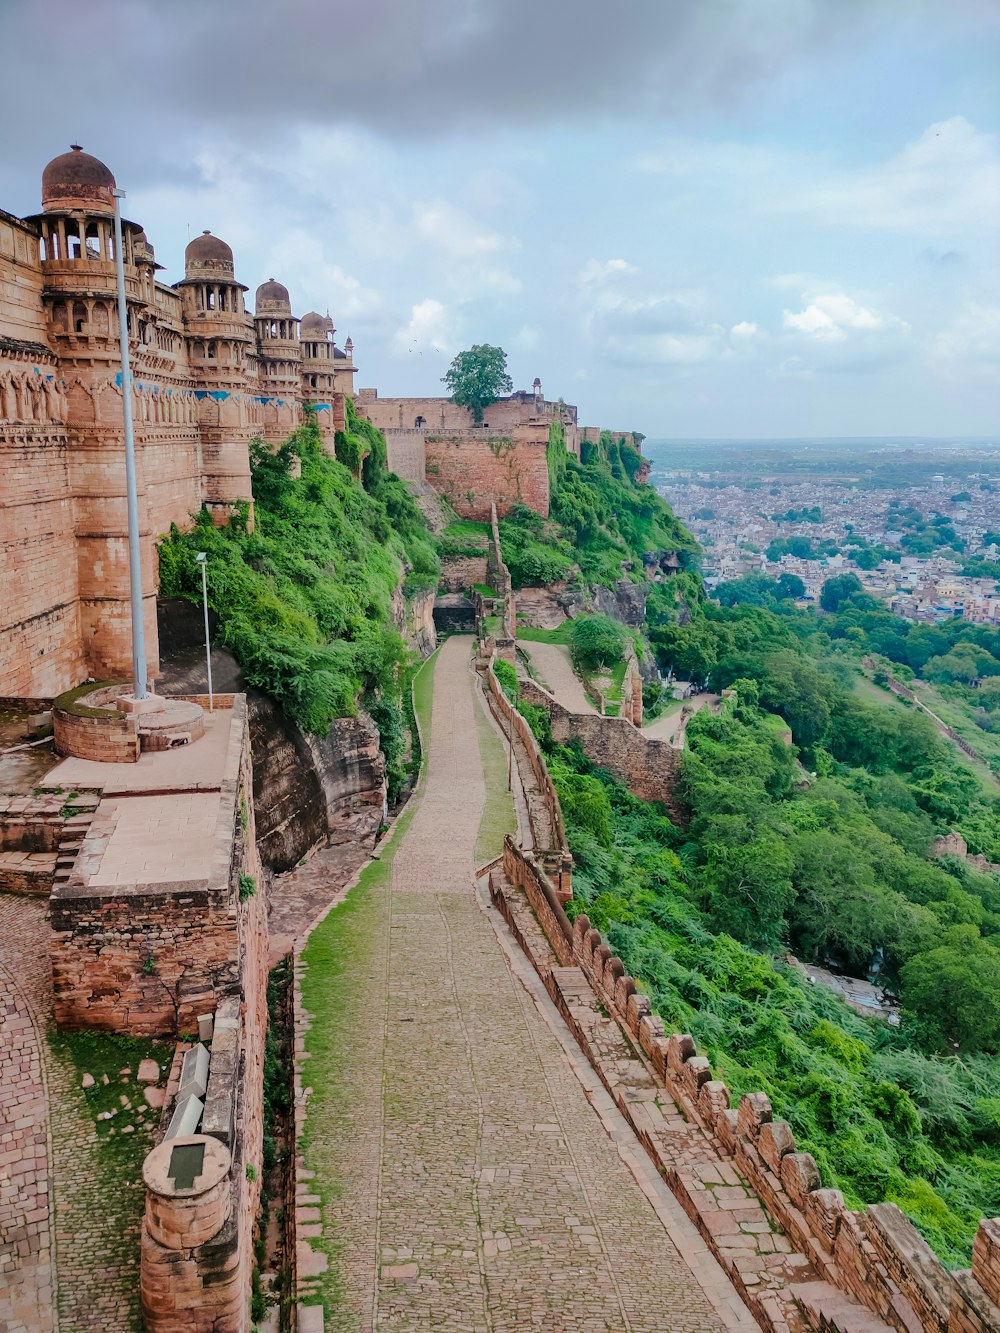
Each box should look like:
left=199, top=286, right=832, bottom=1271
left=112, top=187, right=148, bottom=700
left=195, top=552, right=214, bottom=712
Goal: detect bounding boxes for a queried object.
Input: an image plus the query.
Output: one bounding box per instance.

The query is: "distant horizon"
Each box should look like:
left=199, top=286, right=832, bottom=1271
left=644, top=435, right=1000, bottom=446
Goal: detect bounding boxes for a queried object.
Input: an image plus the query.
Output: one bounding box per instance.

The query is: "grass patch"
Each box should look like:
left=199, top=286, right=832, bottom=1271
left=443, top=519, right=490, bottom=541
left=473, top=690, right=517, bottom=864
left=47, top=1029, right=174, bottom=1333
left=516, top=621, right=574, bottom=645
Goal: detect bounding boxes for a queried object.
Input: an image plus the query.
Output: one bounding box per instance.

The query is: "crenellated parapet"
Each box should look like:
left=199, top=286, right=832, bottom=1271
left=565, top=908, right=1000, bottom=1333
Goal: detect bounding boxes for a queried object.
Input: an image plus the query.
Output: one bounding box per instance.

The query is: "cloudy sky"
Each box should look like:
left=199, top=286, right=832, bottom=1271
left=1, top=0, right=998, bottom=438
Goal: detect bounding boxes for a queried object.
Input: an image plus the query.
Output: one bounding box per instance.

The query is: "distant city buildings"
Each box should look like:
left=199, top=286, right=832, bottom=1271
left=658, top=468, right=1000, bottom=626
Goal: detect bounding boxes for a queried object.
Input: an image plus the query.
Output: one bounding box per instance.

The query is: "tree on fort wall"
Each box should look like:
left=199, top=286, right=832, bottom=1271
left=442, top=344, right=513, bottom=423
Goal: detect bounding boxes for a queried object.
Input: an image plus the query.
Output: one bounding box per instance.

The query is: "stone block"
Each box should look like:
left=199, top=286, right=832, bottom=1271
left=165, top=1094, right=204, bottom=1141
left=666, top=1032, right=696, bottom=1076
left=637, top=1012, right=664, bottom=1059
left=197, top=1013, right=214, bottom=1043
left=698, top=1079, right=730, bottom=1124
left=138, top=1058, right=161, bottom=1085
left=804, top=1186, right=845, bottom=1253
left=716, top=1108, right=739, bottom=1156
left=683, top=1055, right=713, bottom=1098
left=178, top=1043, right=210, bottom=1102
left=736, top=1091, right=772, bottom=1140
left=780, top=1151, right=821, bottom=1210
left=758, top=1119, right=796, bottom=1175
left=626, top=991, right=651, bottom=1034
left=973, top=1218, right=1000, bottom=1307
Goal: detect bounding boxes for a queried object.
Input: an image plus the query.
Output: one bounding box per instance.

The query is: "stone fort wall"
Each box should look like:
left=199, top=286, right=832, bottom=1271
left=0, top=149, right=357, bottom=703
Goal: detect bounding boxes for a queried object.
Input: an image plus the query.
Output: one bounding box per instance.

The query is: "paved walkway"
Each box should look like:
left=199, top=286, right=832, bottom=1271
left=520, top=641, right=596, bottom=715
left=299, top=636, right=739, bottom=1330
left=642, top=692, right=720, bottom=746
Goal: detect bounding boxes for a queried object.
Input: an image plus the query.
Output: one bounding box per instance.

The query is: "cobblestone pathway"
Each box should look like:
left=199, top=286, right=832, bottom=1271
left=299, top=636, right=738, bottom=1330
left=0, top=893, right=149, bottom=1333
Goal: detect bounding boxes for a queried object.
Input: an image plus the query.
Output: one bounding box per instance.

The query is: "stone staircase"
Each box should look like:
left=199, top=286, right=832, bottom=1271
left=0, top=791, right=101, bottom=896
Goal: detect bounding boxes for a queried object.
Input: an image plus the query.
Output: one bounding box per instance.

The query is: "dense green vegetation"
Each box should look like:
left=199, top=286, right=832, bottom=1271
left=158, top=407, right=438, bottom=737
left=494, top=682, right=1000, bottom=1264
left=498, top=424, right=697, bottom=589
left=716, top=569, right=1000, bottom=767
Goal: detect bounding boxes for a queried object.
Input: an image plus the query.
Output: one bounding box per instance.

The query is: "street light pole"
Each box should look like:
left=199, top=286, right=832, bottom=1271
left=195, top=553, right=214, bottom=712
left=112, top=188, right=148, bottom=700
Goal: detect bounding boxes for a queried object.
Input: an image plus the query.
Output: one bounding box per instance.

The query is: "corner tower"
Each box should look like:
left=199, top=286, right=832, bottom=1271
left=26, top=145, right=166, bottom=680
left=174, top=232, right=255, bottom=519
left=254, top=279, right=301, bottom=445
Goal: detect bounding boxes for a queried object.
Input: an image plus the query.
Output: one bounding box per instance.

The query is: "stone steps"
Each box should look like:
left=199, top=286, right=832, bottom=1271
left=791, top=1281, right=899, bottom=1332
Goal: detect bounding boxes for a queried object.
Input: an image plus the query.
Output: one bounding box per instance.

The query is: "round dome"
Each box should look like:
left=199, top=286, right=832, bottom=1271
left=42, top=144, right=115, bottom=215
left=256, top=278, right=291, bottom=316
left=300, top=310, right=333, bottom=338
left=185, top=230, right=234, bottom=279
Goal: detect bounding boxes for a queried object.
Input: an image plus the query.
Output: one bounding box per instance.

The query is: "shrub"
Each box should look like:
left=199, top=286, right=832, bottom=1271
left=569, top=614, right=628, bottom=672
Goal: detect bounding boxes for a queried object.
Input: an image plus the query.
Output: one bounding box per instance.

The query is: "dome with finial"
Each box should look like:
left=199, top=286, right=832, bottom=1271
left=256, top=278, right=291, bottom=316
left=41, top=145, right=116, bottom=215
left=300, top=310, right=334, bottom=339
left=184, top=230, right=234, bottom=279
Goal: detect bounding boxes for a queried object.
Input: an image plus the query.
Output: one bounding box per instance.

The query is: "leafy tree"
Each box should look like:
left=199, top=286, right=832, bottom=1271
left=441, top=344, right=513, bottom=423
left=821, top=573, right=864, bottom=613
left=777, top=573, right=806, bottom=600
left=900, top=928, right=1000, bottom=1053
left=569, top=614, right=628, bottom=671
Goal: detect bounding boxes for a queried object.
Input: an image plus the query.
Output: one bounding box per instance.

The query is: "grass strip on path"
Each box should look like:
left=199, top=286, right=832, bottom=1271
left=297, top=648, right=437, bottom=1325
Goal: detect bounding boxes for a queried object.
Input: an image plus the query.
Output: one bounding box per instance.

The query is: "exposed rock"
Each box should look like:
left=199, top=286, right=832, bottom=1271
left=137, top=1058, right=160, bottom=1084
left=81, top=1072, right=94, bottom=1089
left=144, top=1086, right=166, bottom=1109
left=250, top=691, right=387, bottom=873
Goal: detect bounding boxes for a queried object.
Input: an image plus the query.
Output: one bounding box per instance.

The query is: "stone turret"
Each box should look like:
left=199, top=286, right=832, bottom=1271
left=254, top=278, right=301, bottom=444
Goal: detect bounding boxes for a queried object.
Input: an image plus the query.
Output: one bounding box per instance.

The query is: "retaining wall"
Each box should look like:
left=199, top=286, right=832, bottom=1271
left=520, top=676, right=684, bottom=820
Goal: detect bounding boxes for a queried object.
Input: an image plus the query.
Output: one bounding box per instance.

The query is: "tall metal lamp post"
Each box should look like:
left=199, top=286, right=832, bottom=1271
left=112, top=187, right=148, bottom=700
left=195, top=552, right=214, bottom=712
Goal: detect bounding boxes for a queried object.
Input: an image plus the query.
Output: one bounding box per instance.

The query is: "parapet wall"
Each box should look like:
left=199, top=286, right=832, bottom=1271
left=487, top=657, right=1000, bottom=1332
left=478, top=651, right=570, bottom=883
left=519, top=676, right=683, bottom=819
left=565, top=909, right=1000, bottom=1333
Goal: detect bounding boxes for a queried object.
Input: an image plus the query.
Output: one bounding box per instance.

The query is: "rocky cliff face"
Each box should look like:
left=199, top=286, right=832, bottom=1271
left=249, top=691, right=387, bottom=872
left=513, top=579, right=650, bottom=630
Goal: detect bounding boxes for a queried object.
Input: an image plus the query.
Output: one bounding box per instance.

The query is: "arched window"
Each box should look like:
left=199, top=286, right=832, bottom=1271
left=85, top=223, right=101, bottom=259
left=52, top=301, right=68, bottom=332
left=207, top=288, right=216, bottom=310
left=66, top=224, right=82, bottom=260
left=38, top=236, right=47, bottom=261
left=415, top=415, right=426, bottom=428
left=73, top=301, right=87, bottom=334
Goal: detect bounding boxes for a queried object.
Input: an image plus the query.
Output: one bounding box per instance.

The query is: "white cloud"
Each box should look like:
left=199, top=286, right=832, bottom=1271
left=730, top=320, right=759, bottom=339
left=414, top=200, right=517, bottom=257
left=782, top=291, right=908, bottom=343
left=579, top=258, right=639, bottom=285
left=789, top=117, right=1000, bottom=231
left=390, top=299, right=457, bottom=357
